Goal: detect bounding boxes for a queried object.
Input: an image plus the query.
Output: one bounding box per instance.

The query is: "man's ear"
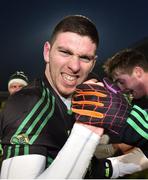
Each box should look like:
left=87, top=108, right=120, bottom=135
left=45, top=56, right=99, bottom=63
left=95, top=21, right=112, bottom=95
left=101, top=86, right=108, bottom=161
left=43, top=41, right=51, bottom=63
left=133, top=66, right=144, bottom=78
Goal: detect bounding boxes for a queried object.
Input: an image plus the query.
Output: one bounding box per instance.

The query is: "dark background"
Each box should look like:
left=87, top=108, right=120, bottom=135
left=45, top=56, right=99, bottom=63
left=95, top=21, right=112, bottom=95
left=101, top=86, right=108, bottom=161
left=0, top=0, right=148, bottom=91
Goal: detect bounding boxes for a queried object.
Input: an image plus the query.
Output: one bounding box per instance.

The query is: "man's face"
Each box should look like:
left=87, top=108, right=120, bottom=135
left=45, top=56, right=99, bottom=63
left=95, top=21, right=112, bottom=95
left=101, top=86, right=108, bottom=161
left=8, top=82, right=25, bottom=95
left=44, top=32, right=97, bottom=97
left=113, top=71, right=146, bottom=99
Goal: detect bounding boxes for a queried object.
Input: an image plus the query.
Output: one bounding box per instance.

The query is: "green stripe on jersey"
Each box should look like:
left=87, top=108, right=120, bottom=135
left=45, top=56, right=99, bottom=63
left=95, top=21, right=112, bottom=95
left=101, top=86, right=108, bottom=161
left=13, top=82, right=47, bottom=136
left=26, top=93, right=50, bottom=135
left=127, top=105, right=148, bottom=139
left=127, top=118, right=148, bottom=139
left=14, top=145, right=20, bottom=156
left=130, top=110, right=148, bottom=128
left=133, top=105, right=148, bottom=119
left=24, top=145, right=29, bottom=155
left=30, top=92, right=55, bottom=144
left=6, top=146, right=12, bottom=159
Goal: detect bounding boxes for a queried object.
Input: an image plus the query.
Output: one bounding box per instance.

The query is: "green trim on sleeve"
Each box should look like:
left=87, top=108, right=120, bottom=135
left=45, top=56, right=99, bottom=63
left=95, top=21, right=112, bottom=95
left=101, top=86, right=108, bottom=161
left=127, top=117, right=148, bottom=139
left=130, top=111, right=148, bottom=128
left=133, top=105, right=148, bottom=118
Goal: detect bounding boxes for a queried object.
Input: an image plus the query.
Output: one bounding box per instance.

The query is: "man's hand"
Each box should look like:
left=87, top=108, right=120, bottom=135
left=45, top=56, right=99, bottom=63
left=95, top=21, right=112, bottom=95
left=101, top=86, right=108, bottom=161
left=72, top=82, right=131, bottom=135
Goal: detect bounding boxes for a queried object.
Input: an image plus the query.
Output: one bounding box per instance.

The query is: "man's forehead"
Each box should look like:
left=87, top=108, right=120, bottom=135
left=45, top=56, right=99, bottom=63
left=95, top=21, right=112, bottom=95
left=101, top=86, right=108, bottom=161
left=54, top=32, right=96, bottom=54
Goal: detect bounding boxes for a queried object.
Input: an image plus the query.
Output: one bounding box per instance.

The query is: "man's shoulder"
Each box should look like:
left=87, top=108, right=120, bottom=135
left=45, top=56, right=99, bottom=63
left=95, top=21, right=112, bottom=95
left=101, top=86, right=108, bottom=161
left=3, top=79, right=42, bottom=110
left=22, top=78, right=54, bottom=95
left=23, top=78, right=42, bottom=93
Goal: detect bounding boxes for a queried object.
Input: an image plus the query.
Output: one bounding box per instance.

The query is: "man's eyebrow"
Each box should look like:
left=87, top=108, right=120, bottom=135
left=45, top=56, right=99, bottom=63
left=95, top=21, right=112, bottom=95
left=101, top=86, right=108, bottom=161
left=80, top=55, right=95, bottom=61
left=57, top=46, right=95, bottom=59
left=57, top=46, right=66, bottom=50
left=58, top=46, right=72, bottom=53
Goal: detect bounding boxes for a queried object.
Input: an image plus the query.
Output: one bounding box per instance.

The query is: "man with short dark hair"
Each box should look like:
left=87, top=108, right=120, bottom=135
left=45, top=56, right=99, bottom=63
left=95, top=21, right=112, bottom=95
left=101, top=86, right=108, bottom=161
left=0, top=15, right=104, bottom=179
left=103, top=48, right=148, bottom=99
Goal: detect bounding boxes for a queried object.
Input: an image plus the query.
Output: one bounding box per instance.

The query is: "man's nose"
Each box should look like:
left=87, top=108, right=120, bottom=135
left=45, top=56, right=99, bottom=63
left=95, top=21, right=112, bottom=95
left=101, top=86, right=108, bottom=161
left=68, top=56, right=80, bottom=72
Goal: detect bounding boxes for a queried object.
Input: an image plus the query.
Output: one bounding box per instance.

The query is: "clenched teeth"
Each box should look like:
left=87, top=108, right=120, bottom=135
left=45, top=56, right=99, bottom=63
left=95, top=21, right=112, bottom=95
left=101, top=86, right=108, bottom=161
left=63, top=74, right=77, bottom=81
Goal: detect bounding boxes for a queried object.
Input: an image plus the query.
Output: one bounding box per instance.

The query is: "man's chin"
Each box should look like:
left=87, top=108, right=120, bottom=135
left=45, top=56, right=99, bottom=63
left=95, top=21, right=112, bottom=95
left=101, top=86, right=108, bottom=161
left=60, top=89, right=74, bottom=98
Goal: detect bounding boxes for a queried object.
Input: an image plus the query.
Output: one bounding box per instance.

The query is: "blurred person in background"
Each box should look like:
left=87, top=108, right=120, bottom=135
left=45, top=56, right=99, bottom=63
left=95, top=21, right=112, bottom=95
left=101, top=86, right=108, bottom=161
left=8, top=71, right=29, bottom=95
left=0, top=71, right=29, bottom=110
left=100, top=48, right=148, bottom=178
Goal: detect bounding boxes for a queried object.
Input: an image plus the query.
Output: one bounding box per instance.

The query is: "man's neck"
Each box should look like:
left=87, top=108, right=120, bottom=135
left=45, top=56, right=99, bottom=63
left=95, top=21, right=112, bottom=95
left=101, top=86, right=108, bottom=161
left=60, top=96, right=72, bottom=110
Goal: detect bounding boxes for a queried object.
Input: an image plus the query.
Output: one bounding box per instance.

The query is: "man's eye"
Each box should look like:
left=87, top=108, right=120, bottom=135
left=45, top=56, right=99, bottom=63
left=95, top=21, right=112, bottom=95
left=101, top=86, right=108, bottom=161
left=80, top=57, right=91, bottom=62
left=60, top=50, right=70, bottom=56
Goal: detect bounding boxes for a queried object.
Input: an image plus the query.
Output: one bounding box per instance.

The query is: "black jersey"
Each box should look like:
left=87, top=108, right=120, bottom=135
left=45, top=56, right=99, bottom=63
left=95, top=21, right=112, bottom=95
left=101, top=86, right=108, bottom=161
left=0, top=77, right=75, bottom=166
